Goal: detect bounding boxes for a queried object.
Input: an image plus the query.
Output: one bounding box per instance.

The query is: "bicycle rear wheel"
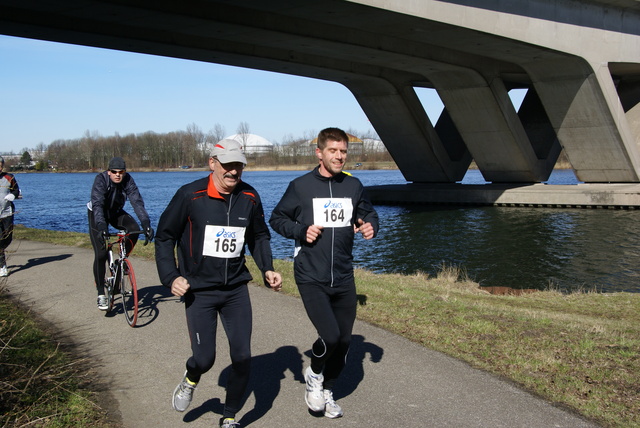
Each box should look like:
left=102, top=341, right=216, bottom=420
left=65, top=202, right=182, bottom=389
left=119, top=259, right=138, bottom=327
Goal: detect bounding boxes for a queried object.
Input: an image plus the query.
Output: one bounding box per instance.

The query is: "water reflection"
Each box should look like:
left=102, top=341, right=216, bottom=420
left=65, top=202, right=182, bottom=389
left=352, top=204, right=640, bottom=293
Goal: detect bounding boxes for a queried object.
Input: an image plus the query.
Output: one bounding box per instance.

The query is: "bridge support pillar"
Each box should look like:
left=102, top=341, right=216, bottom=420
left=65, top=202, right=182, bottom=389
left=345, top=77, right=471, bottom=182
left=525, top=59, right=640, bottom=183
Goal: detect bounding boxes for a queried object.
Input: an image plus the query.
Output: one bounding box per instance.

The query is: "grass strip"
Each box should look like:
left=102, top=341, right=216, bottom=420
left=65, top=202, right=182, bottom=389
left=0, top=283, right=113, bottom=427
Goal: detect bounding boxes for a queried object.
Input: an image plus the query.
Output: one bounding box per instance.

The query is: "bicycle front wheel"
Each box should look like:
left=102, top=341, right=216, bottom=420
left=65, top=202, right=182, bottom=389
left=119, top=259, right=138, bottom=327
left=104, top=278, right=115, bottom=312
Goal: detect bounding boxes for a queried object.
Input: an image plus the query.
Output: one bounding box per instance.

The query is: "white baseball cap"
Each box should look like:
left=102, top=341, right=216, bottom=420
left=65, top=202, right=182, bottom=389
left=211, top=139, right=247, bottom=166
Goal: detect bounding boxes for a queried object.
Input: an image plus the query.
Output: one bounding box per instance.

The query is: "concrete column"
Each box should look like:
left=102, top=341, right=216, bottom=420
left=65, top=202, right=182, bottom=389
left=429, top=68, right=550, bottom=182
left=628, top=104, right=640, bottom=146
left=344, top=77, right=471, bottom=182
left=525, top=58, right=640, bottom=182
left=517, top=88, right=562, bottom=174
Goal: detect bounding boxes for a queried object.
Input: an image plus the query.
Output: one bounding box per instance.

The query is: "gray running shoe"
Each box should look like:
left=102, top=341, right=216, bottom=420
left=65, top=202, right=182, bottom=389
left=97, top=295, right=108, bottom=311
left=304, top=366, right=325, bottom=412
left=220, top=418, right=240, bottom=428
left=323, top=389, right=343, bottom=418
left=172, top=372, right=197, bottom=412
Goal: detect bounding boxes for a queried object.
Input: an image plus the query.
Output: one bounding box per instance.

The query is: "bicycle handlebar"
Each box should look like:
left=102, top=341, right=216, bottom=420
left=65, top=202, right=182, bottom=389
left=104, top=229, right=151, bottom=246
left=104, top=230, right=145, bottom=237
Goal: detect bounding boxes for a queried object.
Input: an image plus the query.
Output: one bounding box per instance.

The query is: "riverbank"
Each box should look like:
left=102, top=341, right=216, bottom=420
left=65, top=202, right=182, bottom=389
left=5, top=226, right=640, bottom=427
left=16, top=159, right=576, bottom=174
left=17, top=161, right=400, bottom=174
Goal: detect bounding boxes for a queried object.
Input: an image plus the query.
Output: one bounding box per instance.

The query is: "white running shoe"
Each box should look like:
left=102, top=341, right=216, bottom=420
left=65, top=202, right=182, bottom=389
left=97, top=295, right=108, bottom=311
left=0, top=266, right=8, bottom=277
left=220, top=418, right=240, bottom=428
left=304, top=366, right=325, bottom=412
left=172, top=372, right=197, bottom=412
left=323, top=389, right=343, bottom=418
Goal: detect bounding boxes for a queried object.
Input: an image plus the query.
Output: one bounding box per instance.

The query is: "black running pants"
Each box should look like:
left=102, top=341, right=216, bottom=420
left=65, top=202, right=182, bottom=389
left=183, top=284, right=252, bottom=419
left=298, top=282, right=357, bottom=391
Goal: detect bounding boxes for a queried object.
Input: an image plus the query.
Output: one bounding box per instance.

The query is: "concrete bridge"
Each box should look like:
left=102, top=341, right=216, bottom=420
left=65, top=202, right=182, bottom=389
left=2, top=0, right=640, bottom=206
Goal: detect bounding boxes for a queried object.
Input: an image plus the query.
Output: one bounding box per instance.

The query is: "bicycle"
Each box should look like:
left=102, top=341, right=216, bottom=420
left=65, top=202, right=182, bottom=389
left=103, top=230, right=146, bottom=327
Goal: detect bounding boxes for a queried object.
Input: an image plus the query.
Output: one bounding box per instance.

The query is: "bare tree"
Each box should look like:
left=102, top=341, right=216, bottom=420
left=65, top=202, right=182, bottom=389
left=34, top=143, right=47, bottom=160
left=210, top=123, right=226, bottom=143
left=236, top=122, right=251, bottom=151
left=185, top=123, right=207, bottom=167
left=203, top=123, right=226, bottom=158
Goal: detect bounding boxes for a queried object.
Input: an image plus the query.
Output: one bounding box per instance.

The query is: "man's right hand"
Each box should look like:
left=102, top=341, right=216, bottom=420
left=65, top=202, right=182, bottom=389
left=97, top=223, right=109, bottom=243
left=306, top=224, right=324, bottom=243
left=171, top=276, right=191, bottom=297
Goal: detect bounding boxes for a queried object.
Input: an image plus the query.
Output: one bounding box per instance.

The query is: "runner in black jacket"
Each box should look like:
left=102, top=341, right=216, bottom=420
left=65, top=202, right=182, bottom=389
left=269, top=127, right=379, bottom=419
left=156, top=139, right=282, bottom=428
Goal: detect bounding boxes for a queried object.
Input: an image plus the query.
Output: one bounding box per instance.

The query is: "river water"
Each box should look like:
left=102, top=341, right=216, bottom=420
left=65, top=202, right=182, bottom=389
left=12, top=169, right=640, bottom=293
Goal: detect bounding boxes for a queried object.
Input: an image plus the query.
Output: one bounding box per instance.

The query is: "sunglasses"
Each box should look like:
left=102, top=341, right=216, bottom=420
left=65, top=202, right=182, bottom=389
left=109, top=169, right=125, bottom=175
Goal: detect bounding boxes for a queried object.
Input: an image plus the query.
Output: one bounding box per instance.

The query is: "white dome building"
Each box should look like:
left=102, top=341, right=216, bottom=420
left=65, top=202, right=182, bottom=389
left=226, top=133, right=273, bottom=155
left=362, top=138, right=387, bottom=153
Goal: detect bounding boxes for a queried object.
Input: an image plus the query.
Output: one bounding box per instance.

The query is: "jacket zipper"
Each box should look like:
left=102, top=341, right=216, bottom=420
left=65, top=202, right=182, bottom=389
left=223, top=194, right=233, bottom=285
left=329, top=179, right=335, bottom=287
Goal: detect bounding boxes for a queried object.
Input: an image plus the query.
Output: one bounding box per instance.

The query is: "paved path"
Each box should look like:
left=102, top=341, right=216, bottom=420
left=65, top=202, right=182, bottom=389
left=5, top=240, right=599, bottom=427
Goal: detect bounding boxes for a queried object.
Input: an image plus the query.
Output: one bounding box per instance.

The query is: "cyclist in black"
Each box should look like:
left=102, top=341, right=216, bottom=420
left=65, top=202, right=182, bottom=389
left=155, top=139, right=282, bottom=428
left=87, top=157, right=154, bottom=311
left=269, top=127, right=379, bottom=419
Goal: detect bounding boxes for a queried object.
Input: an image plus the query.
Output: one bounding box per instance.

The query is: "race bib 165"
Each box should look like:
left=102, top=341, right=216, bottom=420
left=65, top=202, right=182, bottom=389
left=203, top=225, right=246, bottom=258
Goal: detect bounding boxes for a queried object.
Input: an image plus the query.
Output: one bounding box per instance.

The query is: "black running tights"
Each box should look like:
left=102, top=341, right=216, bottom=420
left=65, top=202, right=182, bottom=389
left=298, top=282, right=357, bottom=391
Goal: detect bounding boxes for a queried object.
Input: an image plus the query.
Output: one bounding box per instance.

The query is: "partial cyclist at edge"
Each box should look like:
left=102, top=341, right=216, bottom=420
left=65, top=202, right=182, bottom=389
left=0, top=156, right=20, bottom=277
left=87, top=157, right=154, bottom=311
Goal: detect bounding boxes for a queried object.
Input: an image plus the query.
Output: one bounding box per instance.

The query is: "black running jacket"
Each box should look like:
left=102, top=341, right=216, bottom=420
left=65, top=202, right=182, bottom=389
left=155, top=174, right=275, bottom=290
left=269, top=166, right=379, bottom=287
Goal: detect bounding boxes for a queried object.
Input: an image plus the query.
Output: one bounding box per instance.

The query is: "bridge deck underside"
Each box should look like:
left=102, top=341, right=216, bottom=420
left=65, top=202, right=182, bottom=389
left=1, top=0, right=640, bottom=184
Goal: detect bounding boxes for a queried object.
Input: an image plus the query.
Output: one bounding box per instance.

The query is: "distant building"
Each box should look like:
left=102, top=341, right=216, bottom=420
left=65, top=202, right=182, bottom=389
left=0, top=154, right=21, bottom=162
left=225, top=133, right=273, bottom=155
left=362, top=138, right=387, bottom=153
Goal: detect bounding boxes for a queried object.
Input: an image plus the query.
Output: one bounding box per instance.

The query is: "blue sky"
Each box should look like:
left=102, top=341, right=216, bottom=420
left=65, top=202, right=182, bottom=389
left=0, top=35, right=451, bottom=154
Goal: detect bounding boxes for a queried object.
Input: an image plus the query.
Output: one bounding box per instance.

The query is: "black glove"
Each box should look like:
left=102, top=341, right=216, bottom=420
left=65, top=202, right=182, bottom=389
left=144, top=226, right=155, bottom=243
left=97, top=223, right=109, bottom=245
left=97, top=223, right=109, bottom=236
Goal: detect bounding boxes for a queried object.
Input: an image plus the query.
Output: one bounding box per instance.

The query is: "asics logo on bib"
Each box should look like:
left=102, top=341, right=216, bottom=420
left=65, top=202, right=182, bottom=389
left=323, top=200, right=343, bottom=209
left=216, top=228, right=237, bottom=239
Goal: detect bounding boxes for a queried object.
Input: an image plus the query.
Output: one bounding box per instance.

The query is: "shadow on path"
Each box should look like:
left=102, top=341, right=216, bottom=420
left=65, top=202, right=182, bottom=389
left=9, top=254, right=73, bottom=274
left=99, top=284, right=176, bottom=327
left=237, top=345, right=304, bottom=426
left=180, top=346, right=304, bottom=425
left=133, top=284, right=176, bottom=328
left=333, top=334, right=384, bottom=400
left=182, top=334, right=385, bottom=426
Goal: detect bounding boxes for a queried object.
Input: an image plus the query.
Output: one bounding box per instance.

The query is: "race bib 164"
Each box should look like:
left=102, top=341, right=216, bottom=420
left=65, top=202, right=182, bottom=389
left=312, top=198, right=353, bottom=228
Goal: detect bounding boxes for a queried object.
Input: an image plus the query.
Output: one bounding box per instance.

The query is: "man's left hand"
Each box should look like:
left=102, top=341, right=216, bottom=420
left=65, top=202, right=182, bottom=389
left=354, top=218, right=375, bottom=240
left=265, top=270, right=283, bottom=292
